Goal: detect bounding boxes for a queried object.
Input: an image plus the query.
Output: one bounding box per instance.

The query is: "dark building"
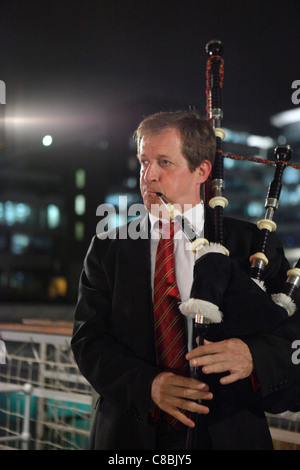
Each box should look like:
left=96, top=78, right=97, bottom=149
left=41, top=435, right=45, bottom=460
left=1, top=100, right=300, bottom=307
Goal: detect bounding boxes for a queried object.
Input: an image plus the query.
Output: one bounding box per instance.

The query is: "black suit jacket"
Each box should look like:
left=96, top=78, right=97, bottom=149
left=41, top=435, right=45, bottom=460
left=71, top=208, right=300, bottom=450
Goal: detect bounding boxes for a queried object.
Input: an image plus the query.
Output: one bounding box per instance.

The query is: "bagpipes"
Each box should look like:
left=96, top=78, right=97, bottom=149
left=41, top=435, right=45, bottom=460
left=159, top=40, right=300, bottom=449
left=179, top=143, right=299, bottom=339
left=159, top=39, right=300, bottom=343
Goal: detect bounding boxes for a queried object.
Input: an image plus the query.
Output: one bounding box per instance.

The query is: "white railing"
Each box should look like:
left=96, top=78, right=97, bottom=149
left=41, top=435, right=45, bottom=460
left=0, top=383, right=33, bottom=449
left=0, top=322, right=94, bottom=450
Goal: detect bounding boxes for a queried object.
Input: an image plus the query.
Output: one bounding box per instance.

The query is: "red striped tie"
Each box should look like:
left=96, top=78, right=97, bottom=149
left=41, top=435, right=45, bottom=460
left=152, top=221, right=189, bottom=427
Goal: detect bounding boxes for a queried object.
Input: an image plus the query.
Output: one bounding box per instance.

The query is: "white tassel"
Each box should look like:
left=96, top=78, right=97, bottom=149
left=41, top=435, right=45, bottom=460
left=179, top=298, right=223, bottom=323
left=271, top=293, right=297, bottom=317
left=195, top=242, right=228, bottom=260
left=251, top=278, right=266, bottom=291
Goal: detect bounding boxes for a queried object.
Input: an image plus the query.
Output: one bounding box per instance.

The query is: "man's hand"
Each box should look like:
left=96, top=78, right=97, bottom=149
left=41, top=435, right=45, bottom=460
left=186, top=338, right=254, bottom=385
left=151, top=372, right=213, bottom=428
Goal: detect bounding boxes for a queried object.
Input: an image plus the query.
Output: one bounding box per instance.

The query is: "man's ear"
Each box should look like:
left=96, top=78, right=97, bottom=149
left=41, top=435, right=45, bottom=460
left=196, top=160, right=212, bottom=184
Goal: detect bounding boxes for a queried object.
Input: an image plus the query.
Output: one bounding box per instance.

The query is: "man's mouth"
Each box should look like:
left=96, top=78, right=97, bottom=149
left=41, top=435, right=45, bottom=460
left=156, top=192, right=168, bottom=203
left=143, top=187, right=160, bottom=196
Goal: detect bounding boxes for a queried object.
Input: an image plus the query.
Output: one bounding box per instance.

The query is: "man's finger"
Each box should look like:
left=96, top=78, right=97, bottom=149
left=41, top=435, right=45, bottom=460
left=163, top=399, right=211, bottom=428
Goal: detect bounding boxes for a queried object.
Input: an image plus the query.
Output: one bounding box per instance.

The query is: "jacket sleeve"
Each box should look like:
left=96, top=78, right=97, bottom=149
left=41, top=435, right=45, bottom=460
left=244, top=311, right=300, bottom=413
left=71, top=236, right=159, bottom=424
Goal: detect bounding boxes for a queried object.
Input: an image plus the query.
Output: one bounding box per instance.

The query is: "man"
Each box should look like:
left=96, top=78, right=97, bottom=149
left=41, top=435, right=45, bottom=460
left=71, top=110, right=300, bottom=450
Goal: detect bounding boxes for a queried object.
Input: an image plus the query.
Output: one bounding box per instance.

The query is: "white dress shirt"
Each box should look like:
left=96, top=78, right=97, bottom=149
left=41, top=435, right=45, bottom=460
left=149, top=202, right=205, bottom=351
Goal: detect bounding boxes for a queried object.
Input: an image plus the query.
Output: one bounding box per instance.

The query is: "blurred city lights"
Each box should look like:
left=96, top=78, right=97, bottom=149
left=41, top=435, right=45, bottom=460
left=42, top=135, right=53, bottom=146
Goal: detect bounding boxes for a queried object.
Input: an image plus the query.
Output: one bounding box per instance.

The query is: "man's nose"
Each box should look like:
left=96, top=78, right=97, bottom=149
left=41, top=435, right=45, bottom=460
left=144, top=162, right=159, bottom=182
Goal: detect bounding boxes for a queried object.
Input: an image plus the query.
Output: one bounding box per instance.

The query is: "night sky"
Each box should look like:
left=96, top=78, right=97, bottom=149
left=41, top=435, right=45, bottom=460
left=0, top=0, right=300, bottom=305
left=0, top=0, right=300, bottom=152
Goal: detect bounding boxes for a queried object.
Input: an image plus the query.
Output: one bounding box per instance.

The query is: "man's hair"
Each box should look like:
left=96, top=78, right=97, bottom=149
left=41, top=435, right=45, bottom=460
left=134, top=110, right=216, bottom=172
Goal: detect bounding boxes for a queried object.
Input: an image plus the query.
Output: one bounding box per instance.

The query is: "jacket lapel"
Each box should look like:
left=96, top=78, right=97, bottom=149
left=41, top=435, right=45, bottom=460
left=119, top=215, right=156, bottom=361
left=121, top=216, right=152, bottom=299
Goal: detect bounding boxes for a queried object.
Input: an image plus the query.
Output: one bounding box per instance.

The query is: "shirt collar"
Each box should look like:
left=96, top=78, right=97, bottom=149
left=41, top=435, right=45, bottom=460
left=149, top=201, right=204, bottom=237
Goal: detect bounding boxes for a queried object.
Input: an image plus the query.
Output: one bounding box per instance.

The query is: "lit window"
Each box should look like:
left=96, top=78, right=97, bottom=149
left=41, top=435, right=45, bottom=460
left=4, top=201, right=15, bottom=225
left=11, top=233, right=30, bottom=255
left=224, top=158, right=235, bottom=170
left=247, top=201, right=263, bottom=218
left=75, top=195, right=86, bottom=216
left=75, top=169, right=86, bottom=189
left=15, top=203, right=31, bottom=223
left=47, top=204, right=60, bottom=228
left=283, top=166, right=300, bottom=185
left=74, top=221, right=84, bottom=241
left=0, top=201, right=32, bottom=225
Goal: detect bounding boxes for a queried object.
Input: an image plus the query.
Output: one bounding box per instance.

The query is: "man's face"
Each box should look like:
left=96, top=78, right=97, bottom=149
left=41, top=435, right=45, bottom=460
left=138, top=128, right=210, bottom=214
